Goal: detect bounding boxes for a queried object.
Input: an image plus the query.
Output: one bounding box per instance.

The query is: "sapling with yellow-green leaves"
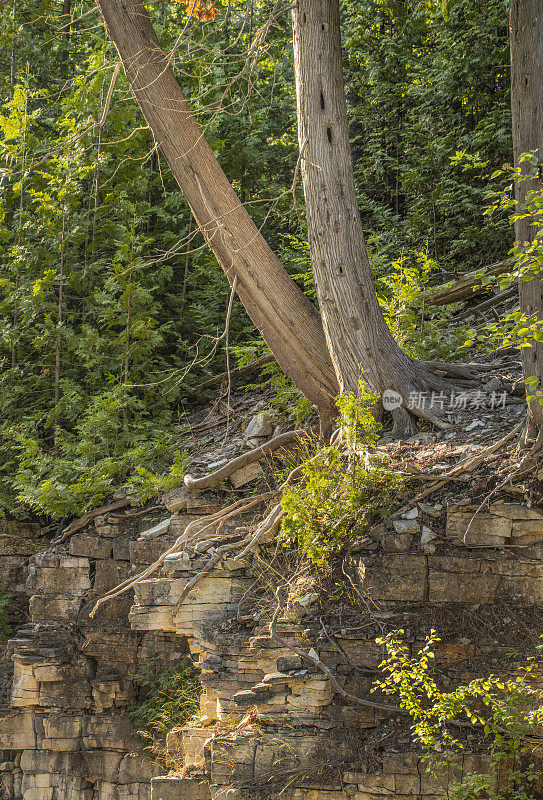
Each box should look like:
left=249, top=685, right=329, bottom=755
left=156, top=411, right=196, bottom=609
left=280, top=381, right=403, bottom=565
left=373, top=629, right=543, bottom=800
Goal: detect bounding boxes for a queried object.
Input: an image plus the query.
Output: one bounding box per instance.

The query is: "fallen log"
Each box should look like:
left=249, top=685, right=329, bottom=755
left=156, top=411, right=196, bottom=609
left=426, top=259, right=514, bottom=306
left=454, top=285, right=518, bottom=320
left=184, top=430, right=301, bottom=491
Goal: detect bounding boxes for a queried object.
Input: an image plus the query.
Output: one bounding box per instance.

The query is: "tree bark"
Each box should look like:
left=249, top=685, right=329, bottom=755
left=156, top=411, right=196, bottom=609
left=291, top=0, right=435, bottom=403
left=94, top=0, right=338, bottom=424
left=510, top=0, right=543, bottom=430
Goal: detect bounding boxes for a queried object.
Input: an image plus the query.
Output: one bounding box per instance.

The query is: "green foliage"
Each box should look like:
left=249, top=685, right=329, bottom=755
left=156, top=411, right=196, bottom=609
left=462, top=152, right=543, bottom=397
left=376, top=248, right=465, bottom=359
left=280, top=382, right=403, bottom=564
left=6, top=390, right=189, bottom=518
left=343, top=0, right=511, bottom=270
left=373, top=630, right=543, bottom=800
left=127, top=657, right=202, bottom=764
left=0, top=0, right=515, bottom=519
left=0, top=584, right=12, bottom=642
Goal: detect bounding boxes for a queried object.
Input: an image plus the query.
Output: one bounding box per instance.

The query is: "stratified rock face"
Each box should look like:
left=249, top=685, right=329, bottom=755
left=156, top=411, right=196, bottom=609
left=1, top=501, right=543, bottom=800
left=0, top=511, right=191, bottom=800
left=131, top=502, right=543, bottom=800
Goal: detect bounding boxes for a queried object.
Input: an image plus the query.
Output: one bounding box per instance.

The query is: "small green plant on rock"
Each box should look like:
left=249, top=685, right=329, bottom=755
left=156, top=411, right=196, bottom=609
left=373, top=630, right=543, bottom=800
left=127, top=658, right=202, bottom=767
left=280, top=381, right=403, bottom=565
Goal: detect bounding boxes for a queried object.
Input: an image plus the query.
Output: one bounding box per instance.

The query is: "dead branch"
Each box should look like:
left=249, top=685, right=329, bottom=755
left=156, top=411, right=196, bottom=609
left=54, top=498, right=129, bottom=544
left=192, top=354, right=275, bottom=392
left=184, top=430, right=301, bottom=490
left=107, top=505, right=164, bottom=520
left=454, top=285, right=518, bottom=321
left=400, top=470, right=469, bottom=482
left=425, top=259, right=514, bottom=306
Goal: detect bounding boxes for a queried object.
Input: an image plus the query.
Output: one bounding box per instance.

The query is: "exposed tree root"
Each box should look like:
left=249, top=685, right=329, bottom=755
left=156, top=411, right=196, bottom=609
left=54, top=498, right=129, bottom=544
left=89, top=491, right=277, bottom=617
left=172, top=504, right=284, bottom=614
left=269, top=590, right=477, bottom=731
left=184, top=430, right=302, bottom=491
left=421, top=360, right=498, bottom=380
left=396, top=419, right=525, bottom=515
left=269, top=592, right=402, bottom=713
left=90, top=459, right=304, bottom=618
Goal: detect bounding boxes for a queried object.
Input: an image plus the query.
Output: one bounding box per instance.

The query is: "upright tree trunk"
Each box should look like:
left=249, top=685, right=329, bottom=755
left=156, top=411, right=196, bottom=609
left=54, top=205, right=66, bottom=410
left=510, top=0, right=543, bottom=432
left=95, top=0, right=338, bottom=424
left=10, top=0, right=16, bottom=87
left=291, top=0, right=432, bottom=401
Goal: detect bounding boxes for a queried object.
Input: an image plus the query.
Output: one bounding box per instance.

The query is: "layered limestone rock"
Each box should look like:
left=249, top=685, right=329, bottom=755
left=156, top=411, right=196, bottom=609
left=1, top=500, right=543, bottom=800
left=129, top=502, right=543, bottom=800
left=0, top=510, right=202, bottom=800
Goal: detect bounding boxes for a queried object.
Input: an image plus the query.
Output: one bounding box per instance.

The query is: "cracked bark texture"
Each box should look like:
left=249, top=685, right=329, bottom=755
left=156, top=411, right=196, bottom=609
left=291, top=0, right=436, bottom=402
left=510, top=0, right=543, bottom=430
left=95, top=0, right=338, bottom=421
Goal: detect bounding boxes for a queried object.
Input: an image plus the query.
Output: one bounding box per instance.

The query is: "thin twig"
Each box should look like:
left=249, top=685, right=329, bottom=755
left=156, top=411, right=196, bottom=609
left=223, top=274, right=238, bottom=439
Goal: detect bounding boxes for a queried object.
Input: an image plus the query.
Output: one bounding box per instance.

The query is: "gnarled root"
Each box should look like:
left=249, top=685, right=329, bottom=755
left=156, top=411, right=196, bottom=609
left=89, top=491, right=277, bottom=618
left=184, top=430, right=301, bottom=491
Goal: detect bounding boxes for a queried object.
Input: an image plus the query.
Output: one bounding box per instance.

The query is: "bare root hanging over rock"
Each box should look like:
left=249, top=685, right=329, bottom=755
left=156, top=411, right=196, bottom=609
left=183, top=430, right=301, bottom=491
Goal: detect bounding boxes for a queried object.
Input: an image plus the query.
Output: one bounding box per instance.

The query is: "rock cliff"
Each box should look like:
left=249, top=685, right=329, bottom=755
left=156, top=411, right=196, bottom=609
left=0, top=494, right=542, bottom=800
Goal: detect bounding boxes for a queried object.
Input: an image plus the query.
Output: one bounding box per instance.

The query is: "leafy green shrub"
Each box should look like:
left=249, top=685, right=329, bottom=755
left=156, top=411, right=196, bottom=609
left=377, top=249, right=465, bottom=360
left=127, top=658, right=202, bottom=766
left=373, top=630, right=543, bottom=800
left=280, top=382, right=403, bottom=564
left=7, top=388, right=189, bottom=519
left=463, top=152, right=543, bottom=368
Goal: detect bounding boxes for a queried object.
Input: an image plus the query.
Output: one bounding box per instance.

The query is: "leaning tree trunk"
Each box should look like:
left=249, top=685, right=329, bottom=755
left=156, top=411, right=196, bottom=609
left=291, top=0, right=436, bottom=409
left=95, top=0, right=338, bottom=424
left=510, top=0, right=543, bottom=434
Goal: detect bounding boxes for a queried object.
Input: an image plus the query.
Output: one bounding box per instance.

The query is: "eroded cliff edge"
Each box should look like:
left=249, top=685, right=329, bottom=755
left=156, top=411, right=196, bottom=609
left=0, top=489, right=542, bottom=800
